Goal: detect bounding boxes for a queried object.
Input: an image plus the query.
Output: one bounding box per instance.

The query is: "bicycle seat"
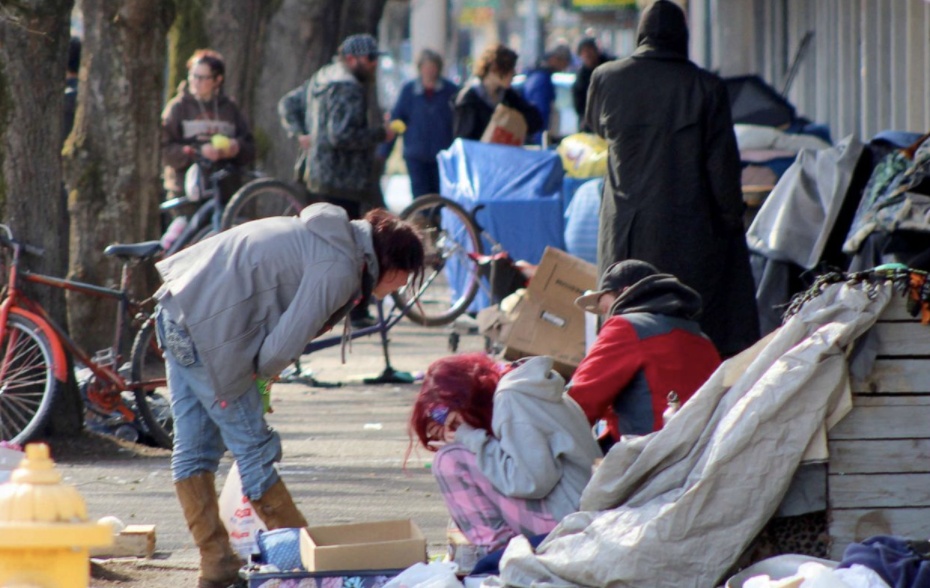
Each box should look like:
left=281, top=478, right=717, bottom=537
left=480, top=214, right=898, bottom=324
left=104, top=241, right=163, bottom=261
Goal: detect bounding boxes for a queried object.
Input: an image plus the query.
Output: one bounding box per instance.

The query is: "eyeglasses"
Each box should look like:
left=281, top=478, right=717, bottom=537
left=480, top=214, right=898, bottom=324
left=188, top=73, right=215, bottom=82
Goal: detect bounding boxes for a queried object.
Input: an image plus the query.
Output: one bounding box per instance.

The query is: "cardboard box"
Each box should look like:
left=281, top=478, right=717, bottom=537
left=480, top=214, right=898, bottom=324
left=502, top=247, right=597, bottom=377
left=299, top=519, right=426, bottom=572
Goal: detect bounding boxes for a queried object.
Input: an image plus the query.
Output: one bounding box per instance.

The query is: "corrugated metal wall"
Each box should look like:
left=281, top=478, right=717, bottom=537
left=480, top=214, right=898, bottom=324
left=697, top=0, right=930, bottom=142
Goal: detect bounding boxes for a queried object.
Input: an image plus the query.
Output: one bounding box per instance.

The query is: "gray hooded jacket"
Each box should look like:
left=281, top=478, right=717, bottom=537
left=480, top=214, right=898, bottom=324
left=156, top=203, right=378, bottom=401
left=454, top=356, right=601, bottom=521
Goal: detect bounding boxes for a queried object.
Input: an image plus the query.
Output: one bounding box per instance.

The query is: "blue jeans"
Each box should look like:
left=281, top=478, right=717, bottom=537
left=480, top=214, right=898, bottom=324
left=156, top=305, right=282, bottom=499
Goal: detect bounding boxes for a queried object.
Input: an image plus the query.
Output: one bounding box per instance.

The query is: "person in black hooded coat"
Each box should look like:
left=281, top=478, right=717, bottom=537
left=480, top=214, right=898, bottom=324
left=585, top=0, right=759, bottom=357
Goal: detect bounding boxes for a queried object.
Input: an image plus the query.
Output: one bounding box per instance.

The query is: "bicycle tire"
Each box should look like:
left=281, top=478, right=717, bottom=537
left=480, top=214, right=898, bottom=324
left=130, top=317, right=173, bottom=448
left=220, top=178, right=307, bottom=231
left=190, top=224, right=217, bottom=245
left=393, top=194, right=484, bottom=326
left=0, top=314, right=58, bottom=445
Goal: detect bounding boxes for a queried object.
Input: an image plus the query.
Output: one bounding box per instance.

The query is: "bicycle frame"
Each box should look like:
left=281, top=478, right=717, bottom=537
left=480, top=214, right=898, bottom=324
left=300, top=289, right=425, bottom=384
left=0, top=240, right=154, bottom=421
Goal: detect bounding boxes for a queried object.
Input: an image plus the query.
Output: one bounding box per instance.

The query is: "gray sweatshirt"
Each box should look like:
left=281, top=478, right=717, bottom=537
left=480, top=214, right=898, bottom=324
left=454, top=356, right=602, bottom=521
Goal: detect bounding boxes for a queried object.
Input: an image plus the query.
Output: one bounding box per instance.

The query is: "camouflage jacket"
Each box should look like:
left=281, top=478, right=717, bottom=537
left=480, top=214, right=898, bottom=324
left=278, top=60, right=386, bottom=202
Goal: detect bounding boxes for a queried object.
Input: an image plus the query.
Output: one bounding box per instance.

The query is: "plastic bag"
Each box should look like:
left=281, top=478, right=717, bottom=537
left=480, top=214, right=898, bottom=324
left=480, top=104, right=527, bottom=146
left=556, top=133, right=608, bottom=178
left=219, top=461, right=268, bottom=559
left=382, top=561, right=463, bottom=588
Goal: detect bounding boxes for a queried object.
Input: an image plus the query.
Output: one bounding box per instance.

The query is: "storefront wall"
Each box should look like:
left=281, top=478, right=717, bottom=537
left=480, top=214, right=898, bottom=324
left=690, top=0, right=930, bottom=142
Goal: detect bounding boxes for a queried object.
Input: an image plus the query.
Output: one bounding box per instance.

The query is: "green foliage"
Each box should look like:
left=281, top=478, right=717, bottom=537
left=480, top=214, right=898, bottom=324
left=166, top=0, right=209, bottom=100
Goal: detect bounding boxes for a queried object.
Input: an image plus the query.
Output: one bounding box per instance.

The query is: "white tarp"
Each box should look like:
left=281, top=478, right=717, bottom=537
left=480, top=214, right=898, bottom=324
left=498, top=280, right=892, bottom=588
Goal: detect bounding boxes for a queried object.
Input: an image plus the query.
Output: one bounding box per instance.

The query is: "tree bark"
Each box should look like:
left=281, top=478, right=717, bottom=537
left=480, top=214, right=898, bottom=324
left=0, top=1, right=78, bottom=436
left=0, top=1, right=73, bottom=318
left=63, top=0, right=173, bottom=354
left=252, top=0, right=389, bottom=181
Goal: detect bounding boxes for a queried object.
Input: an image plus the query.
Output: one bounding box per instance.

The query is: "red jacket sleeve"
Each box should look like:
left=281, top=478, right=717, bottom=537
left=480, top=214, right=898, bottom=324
left=567, top=317, right=642, bottom=426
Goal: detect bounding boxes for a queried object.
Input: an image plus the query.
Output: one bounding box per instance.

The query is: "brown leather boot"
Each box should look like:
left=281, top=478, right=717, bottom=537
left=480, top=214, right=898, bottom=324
left=175, top=472, right=243, bottom=588
left=249, top=477, right=308, bottom=530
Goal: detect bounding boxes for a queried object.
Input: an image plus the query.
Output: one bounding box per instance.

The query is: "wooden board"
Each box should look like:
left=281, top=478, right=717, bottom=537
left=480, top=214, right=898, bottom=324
left=829, top=508, right=930, bottom=560
left=829, top=439, right=930, bottom=474
left=829, top=473, right=930, bottom=509
left=829, top=400, right=930, bottom=439
left=852, top=359, right=930, bottom=393
left=89, top=524, right=156, bottom=558
left=878, top=295, right=919, bottom=321
left=872, top=322, right=930, bottom=357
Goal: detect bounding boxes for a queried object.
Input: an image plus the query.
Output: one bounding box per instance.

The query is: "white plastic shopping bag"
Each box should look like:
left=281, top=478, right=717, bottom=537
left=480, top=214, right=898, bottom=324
left=219, top=461, right=267, bottom=559
left=383, top=561, right=463, bottom=588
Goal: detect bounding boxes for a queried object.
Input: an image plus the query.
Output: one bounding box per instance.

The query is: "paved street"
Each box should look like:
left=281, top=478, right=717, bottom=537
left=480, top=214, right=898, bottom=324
left=49, top=319, right=486, bottom=587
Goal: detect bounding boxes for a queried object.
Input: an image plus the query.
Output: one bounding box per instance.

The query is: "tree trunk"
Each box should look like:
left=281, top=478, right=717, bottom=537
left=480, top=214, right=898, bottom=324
left=0, top=0, right=78, bottom=436
left=63, top=0, right=173, bottom=354
left=0, top=1, right=73, bottom=316
left=253, top=0, right=389, bottom=181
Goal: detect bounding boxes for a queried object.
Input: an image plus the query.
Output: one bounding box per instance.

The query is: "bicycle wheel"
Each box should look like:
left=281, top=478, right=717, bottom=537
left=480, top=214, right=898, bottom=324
left=394, top=194, right=483, bottom=326
left=220, top=178, right=307, bottom=230
left=190, top=224, right=217, bottom=245
left=130, top=317, right=172, bottom=448
left=0, top=314, right=58, bottom=445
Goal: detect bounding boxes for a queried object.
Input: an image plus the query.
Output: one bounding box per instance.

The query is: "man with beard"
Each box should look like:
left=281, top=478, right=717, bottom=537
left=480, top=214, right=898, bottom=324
left=279, top=33, right=395, bottom=221
left=585, top=0, right=759, bottom=357
left=279, top=33, right=396, bottom=327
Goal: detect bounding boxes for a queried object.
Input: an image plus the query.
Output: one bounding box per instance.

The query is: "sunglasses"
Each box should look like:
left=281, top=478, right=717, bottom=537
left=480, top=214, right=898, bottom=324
left=188, top=73, right=215, bottom=82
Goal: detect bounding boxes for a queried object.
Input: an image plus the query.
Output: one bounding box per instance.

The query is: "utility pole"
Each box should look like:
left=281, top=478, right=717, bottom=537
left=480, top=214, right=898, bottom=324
left=523, top=0, right=541, bottom=68
left=411, top=0, right=449, bottom=63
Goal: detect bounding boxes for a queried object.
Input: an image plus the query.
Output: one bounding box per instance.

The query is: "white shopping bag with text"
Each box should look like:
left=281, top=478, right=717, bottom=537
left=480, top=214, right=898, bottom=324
left=219, top=461, right=267, bottom=559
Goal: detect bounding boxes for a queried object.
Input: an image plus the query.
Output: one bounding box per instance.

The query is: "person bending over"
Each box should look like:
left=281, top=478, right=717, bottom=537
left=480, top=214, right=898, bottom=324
left=156, top=203, right=423, bottom=588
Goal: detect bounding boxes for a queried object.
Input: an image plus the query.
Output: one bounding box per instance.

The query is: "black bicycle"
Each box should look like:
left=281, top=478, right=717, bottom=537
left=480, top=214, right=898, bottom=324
left=160, top=157, right=307, bottom=255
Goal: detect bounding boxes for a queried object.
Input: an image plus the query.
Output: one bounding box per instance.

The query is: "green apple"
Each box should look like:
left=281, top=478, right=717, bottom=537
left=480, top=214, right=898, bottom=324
left=211, top=134, right=231, bottom=151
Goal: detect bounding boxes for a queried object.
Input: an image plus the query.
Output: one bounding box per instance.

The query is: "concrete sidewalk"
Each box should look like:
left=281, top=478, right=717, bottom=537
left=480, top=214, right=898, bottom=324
left=52, top=319, right=486, bottom=587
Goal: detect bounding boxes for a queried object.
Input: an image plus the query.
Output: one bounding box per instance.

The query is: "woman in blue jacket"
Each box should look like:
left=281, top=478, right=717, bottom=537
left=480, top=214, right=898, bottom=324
left=387, top=49, right=459, bottom=197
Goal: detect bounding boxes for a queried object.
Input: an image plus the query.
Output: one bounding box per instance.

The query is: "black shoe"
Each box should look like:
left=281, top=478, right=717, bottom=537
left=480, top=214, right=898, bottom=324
left=350, top=315, right=379, bottom=329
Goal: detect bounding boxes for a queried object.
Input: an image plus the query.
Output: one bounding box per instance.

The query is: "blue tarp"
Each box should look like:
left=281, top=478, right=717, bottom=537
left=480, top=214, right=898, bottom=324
left=438, top=139, right=566, bottom=310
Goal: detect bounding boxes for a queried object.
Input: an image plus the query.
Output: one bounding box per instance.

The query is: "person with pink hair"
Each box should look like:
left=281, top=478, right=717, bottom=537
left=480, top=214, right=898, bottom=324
left=409, top=353, right=600, bottom=570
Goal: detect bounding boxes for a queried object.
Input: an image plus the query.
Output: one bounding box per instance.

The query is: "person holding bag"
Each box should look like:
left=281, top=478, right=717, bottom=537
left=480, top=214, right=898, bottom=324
left=453, top=43, right=543, bottom=145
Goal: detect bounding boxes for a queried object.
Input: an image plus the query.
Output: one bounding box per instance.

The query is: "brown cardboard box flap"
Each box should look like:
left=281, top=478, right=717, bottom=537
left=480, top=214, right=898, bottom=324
left=501, top=248, right=597, bottom=374
left=300, top=519, right=426, bottom=572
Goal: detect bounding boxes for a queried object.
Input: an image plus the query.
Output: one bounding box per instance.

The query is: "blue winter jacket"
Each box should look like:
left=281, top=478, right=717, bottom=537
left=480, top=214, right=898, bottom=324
left=387, top=77, right=459, bottom=162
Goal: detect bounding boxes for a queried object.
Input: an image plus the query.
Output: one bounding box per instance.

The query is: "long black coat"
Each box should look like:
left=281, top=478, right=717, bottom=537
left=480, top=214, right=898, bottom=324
left=585, top=0, right=759, bottom=356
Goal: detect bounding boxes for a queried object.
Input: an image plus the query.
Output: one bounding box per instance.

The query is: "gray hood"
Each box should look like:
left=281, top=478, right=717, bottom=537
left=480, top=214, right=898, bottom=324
left=496, top=356, right=565, bottom=403
left=299, top=204, right=378, bottom=286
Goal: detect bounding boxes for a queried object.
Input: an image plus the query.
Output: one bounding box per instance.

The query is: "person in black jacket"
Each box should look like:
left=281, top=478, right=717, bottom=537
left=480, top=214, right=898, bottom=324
left=585, top=0, right=759, bottom=357
left=453, top=43, right=542, bottom=142
left=571, top=37, right=612, bottom=132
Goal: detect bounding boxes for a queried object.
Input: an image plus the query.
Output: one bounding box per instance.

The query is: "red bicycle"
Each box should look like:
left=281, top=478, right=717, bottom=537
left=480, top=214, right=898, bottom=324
left=0, top=224, right=171, bottom=447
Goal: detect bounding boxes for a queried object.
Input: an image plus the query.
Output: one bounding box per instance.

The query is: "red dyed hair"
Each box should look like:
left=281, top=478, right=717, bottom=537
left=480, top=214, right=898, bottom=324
left=409, top=353, right=501, bottom=452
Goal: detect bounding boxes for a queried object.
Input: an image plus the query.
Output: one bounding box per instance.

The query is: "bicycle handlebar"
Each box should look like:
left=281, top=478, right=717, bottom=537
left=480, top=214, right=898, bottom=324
left=0, top=225, right=45, bottom=257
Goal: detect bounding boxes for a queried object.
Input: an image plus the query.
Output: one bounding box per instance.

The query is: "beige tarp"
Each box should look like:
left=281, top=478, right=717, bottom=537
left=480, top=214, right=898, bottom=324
left=498, top=280, right=892, bottom=588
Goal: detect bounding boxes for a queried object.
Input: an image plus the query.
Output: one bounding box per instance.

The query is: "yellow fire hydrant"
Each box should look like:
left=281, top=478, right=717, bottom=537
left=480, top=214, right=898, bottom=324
left=0, top=443, right=112, bottom=588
